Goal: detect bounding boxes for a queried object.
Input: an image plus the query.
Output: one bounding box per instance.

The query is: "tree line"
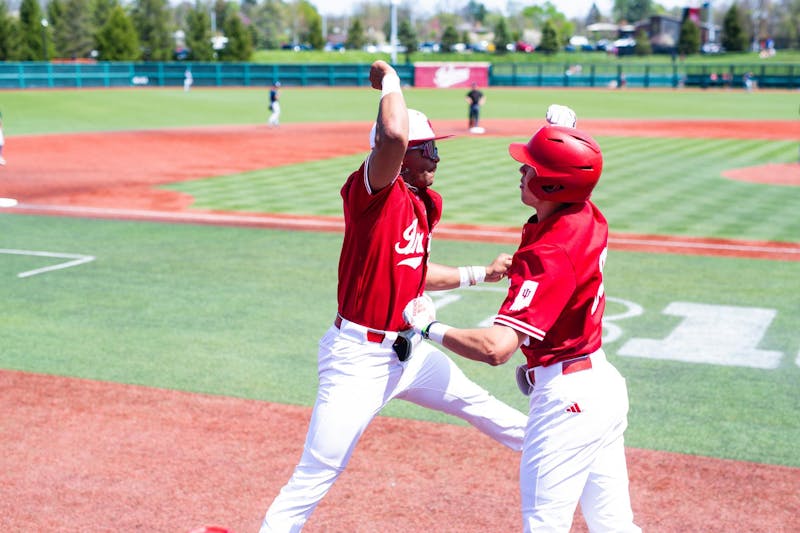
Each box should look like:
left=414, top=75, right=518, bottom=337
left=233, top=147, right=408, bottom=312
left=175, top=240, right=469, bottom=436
left=0, top=0, right=796, bottom=62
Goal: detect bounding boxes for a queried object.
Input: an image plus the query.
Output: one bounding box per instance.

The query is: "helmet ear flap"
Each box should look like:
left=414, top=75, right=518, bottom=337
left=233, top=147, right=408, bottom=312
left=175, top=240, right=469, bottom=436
left=526, top=174, right=565, bottom=199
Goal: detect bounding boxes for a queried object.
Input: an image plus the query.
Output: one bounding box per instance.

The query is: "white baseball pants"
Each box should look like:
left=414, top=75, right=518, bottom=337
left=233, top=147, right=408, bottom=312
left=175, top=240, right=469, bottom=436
left=268, top=102, right=281, bottom=126
left=260, top=322, right=527, bottom=532
left=520, top=349, right=640, bottom=532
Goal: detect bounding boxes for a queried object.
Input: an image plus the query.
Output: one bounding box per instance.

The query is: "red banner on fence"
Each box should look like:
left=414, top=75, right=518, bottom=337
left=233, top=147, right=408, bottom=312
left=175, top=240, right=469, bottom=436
left=413, top=62, right=490, bottom=88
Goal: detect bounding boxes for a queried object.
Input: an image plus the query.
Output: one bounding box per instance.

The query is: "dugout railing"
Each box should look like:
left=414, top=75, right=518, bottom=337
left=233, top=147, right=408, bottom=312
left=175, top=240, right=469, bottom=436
left=0, top=61, right=797, bottom=90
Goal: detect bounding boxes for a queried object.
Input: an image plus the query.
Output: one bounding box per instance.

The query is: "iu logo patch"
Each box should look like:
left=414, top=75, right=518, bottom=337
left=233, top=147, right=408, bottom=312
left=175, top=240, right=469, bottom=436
left=509, top=280, right=539, bottom=311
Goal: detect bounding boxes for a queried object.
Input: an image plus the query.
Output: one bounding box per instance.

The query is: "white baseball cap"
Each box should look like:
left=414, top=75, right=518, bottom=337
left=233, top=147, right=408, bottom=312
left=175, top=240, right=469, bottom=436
left=369, top=108, right=453, bottom=148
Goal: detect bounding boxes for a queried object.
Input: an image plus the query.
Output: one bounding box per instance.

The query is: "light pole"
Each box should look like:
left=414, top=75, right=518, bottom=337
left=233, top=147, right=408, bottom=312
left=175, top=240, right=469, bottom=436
left=40, top=18, right=49, bottom=61
left=390, top=0, right=398, bottom=64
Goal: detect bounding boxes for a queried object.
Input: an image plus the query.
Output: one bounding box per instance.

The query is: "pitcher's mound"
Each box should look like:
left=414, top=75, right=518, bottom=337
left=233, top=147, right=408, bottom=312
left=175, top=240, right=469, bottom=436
left=723, top=162, right=800, bottom=186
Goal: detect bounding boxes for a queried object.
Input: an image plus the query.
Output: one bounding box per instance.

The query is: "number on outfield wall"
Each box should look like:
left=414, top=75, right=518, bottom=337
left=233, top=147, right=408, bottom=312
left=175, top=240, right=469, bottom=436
left=618, top=302, right=783, bottom=369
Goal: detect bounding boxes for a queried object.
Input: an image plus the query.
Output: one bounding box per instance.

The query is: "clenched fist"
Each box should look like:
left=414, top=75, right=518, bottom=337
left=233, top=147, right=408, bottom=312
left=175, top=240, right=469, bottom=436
left=546, top=104, right=577, bottom=128
left=403, top=294, right=436, bottom=333
left=370, top=60, right=396, bottom=91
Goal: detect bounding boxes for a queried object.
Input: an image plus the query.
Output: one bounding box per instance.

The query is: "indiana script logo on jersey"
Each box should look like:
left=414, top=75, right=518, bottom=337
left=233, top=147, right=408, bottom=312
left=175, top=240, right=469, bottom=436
left=394, top=219, right=426, bottom=269
left=509, top=280, right=539, bottom=311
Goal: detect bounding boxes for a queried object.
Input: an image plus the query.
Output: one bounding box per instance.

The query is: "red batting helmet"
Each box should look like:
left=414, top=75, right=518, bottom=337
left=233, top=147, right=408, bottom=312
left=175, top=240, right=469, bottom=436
left=508, top=125, right=603, bottom=203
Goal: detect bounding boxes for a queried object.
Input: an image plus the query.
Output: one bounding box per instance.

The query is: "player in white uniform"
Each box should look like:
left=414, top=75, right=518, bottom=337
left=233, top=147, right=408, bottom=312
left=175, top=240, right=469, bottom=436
left=404, top=113, right=640, bottom=532
left=258, top=60, right=528, bottom=533
left=268, top=82, right=281, bottom=126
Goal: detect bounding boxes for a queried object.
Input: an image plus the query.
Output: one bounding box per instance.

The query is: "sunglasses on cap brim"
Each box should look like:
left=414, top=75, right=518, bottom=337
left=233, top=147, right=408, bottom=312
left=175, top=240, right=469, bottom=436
left=407, top=140, right=439, bottom=161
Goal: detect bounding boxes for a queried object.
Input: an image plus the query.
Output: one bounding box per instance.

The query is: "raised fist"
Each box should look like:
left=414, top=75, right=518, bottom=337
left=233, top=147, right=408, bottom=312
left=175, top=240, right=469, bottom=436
left=370, top=60, right=395, bottom=91
left=546, top=104, right=577, bottom=128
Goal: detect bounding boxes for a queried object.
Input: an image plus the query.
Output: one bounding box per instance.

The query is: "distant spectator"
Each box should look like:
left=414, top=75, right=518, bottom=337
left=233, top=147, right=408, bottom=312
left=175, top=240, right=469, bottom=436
left=722, top=72, right=733, bottom=89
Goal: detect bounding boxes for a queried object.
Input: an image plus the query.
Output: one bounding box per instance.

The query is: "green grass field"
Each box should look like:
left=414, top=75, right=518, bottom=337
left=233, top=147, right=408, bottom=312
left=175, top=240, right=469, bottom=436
left=1, top=87, right=798, bottom=468
left=0, top=85, right=796, bottom=135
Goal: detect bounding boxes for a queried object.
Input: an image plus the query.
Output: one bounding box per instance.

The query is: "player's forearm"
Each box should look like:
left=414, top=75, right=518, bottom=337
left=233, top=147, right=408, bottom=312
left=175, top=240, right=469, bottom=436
left=424, top=263, right=461, bottom=290
left=425, top=263, right=488, bottom=291
left=403, top=297, right=525, bottom=364
left=444, top=329, right=510, bottom=366
left=430, top=324, right=518, bottom=366
left=376, top=92, right=408, bottom=149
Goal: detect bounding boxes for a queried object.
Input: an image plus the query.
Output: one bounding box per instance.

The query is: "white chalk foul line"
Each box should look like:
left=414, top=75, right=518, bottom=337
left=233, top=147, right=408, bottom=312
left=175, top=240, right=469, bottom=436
left=0, top=249, right=96, bottom=278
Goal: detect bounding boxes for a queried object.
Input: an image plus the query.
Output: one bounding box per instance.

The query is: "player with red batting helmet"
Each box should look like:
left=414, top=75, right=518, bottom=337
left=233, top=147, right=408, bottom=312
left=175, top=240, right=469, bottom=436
left=404, top=112, right=641, bottom=532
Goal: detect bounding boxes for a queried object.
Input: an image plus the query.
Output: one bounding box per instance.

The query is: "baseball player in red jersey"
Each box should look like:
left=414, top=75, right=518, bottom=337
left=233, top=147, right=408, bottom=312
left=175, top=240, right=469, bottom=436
left=258, top=60, right=527, bottom=533
left=404, top=115, right=640, bottom=532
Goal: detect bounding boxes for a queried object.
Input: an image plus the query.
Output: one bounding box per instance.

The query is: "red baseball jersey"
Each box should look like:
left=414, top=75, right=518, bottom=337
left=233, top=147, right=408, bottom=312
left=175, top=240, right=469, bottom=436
left=494, top=201, right=608, bottom=368
left=337, top=161, right=442, bottom=331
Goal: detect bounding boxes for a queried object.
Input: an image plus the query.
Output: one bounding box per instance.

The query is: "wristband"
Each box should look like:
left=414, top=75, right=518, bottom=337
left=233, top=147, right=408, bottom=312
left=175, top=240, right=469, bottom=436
left=458, top=265, right=486, bottom=287
left=381, top=73, right=402, bottom=98
left=423, top=321, right=451, bottom=344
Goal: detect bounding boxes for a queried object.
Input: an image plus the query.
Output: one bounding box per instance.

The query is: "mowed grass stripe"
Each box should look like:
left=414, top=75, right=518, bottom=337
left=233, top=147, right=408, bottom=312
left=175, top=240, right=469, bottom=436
left=165, top=135, right=799, bottom=242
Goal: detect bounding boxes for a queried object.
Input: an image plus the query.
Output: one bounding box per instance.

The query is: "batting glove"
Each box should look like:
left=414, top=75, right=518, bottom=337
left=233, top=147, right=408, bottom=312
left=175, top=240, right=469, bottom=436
left=546, top=104, right=577, bottom=128
left=402, top=294, right=436, bottom=334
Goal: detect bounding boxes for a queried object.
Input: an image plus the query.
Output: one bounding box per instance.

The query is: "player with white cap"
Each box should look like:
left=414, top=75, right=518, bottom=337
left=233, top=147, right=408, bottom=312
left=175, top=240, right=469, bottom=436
left=258, top=60, right=528, bottom=532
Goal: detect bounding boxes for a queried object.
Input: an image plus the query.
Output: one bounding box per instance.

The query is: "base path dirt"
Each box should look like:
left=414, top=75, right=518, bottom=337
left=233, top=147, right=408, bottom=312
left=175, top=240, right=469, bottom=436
left=3, top=119, right=800, bottom=260
left=1, top=119, right=799, bottom=532
left=2, top=370, right=798, bottom=533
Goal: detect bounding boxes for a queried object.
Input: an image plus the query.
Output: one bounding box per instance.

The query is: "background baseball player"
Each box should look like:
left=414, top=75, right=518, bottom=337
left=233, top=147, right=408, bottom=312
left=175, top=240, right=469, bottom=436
left=183, top=67, right=193, bottom=92
left=268, top=82, right=281, bottom=126
left=258, top=60, right=527, bottom=532
left=465, top=82, right=486, bottom=133
left=404, top=109, right=640, bottom=532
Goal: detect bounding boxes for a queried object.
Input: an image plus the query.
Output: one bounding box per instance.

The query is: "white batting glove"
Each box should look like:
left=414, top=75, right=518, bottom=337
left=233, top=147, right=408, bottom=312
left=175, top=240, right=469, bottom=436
left=402, top=294, right=436, bottom=334
left=546, top=104, right=577, bottom=128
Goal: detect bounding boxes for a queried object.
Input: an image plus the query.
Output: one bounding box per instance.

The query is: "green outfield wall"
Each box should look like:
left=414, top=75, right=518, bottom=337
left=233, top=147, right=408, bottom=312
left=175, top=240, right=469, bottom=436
left=0, top=60, right=797, bottom=89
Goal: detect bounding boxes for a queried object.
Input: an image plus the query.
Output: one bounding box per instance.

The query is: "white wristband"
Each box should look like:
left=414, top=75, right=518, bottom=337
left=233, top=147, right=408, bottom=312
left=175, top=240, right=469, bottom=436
left=425, top=321, right=451, bottom=344
left=381, top=73, right=402, bottom=98
left=458, top=265, right=486, bottom=287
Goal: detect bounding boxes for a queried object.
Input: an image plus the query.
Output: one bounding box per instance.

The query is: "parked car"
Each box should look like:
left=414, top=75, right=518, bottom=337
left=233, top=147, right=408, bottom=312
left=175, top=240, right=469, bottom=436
left=281, top=43, right=311, bottom=51
left=515, top=41, right=535, bottom=53
left=701, top=42, right=724, bottom=54
left=468, top=40, right=492, bottom=52
left=595, top=39, right=612, bottom=51
left=173, top=47, right=190, bottom=61
left=418, top=41, right=441, bottom=53
left=566, top=35, right=595, bottom=52
left=363, top=44, right=407, bottom=53
left=610, top=37, right=636, bottom=56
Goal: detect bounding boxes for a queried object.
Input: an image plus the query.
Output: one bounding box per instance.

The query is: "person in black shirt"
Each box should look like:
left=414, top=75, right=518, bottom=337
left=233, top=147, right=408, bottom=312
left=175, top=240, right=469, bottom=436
left=465, top=82, right=486, bottom=131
